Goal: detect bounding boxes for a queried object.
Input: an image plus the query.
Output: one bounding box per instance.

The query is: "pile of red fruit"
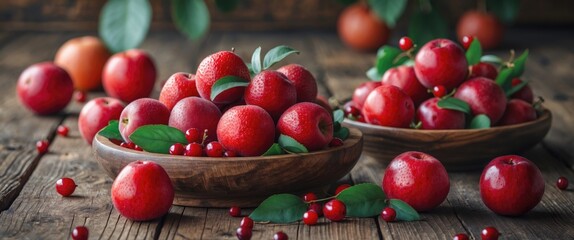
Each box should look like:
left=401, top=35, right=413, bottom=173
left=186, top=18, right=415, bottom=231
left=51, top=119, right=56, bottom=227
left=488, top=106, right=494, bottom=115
left=346, top=36, right=539, bottom=130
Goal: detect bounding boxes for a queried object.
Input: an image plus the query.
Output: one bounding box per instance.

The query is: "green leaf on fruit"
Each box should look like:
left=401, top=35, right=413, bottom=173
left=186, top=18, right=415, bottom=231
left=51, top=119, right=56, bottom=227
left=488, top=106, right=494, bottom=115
left=171, top=0, right=210, bottom=40
left=278, top=134, right=308, bottom=153
left=333, top=109, right=345, bottom=124
left=486, top=0, right=520, bottom=23
left=99, top=0, right=152, bottom=53
left=495, top=67, right=514, bottom=92
left=470, top=114, right=491, bottom=129
left=480, top=55, right=503, bottom=65
left=251, top=46, right=262, bottom=74
left=214, top=0, right=239, bottom=12
left=262, top=45, right=299, bottom=70
left=366, top=67, right=382, bottom=81
left=249, top=193, right=307, bottom=223
left=505, top=80, right=528, bottom=97
left=465, top=38, right=483, bottom=65
left=511, top=49, right=529, bottom=78
left=336, top=183, right=386, bottom=217
left=98, top=120, right=123, bottom=141
left=129, top=125, right=188, bottom=154
left=334, top=127, right=350, bottom=141
left=367, top=0, right=408, bottom=27
left=262, top=143, right=285, bottom=156
left=408, top=8, right=448, bottom=48
left=210, top=76, right=250, bottom=101
left=437, top=97, right=471, bottom=114
left=388, top=199, right=420, bottom=221
left=374, top=46, right=404, bottom=76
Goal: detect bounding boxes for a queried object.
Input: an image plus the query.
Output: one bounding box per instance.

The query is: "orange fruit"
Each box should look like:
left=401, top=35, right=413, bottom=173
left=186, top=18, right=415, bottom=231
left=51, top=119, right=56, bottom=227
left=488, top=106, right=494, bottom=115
left=457, top=11, right=504, bottom=50
left=55, top=36, right=112, bottom=91
left=337, top=4, right=390, bottom=52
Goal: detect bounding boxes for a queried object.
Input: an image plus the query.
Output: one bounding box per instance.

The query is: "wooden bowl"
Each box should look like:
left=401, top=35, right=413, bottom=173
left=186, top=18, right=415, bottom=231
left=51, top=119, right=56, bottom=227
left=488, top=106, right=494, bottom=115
left=343, top=110, right=552, bottom=171
left=92, top=128, right=363, bottom=208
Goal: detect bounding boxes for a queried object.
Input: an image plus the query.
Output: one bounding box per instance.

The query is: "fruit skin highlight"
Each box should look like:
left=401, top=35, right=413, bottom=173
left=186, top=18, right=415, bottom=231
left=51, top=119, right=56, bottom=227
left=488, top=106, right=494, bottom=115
left=102, top=49, right=157, bottom=103
left=195, top=51, right=251, bottom=104
left=414, top=38, right=468, bottom=91
left=17, top=62, right=74, bottom=115
left=277, top=102, right=334, bottom=152
left=78, top=97, right=125, bottom=145
left=217, top=105, right=275, bottom=157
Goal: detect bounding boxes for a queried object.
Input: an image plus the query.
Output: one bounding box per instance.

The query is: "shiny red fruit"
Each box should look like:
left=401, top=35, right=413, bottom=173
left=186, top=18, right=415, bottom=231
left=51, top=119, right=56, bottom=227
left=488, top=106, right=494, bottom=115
left=381, top=207, right=396, bottom=222
left=497, top=99, right=537, bottom=126
left=323, top=199, right=346, bottom=222
left=240, top=217, right=254, bottom=229
left=169, top=143, right=185, bottom=155
left=56, top=177, right=77, bottom=197
left=195, top=51, right=251, bottom=104
left=417, top=97, right=465, bottom=130
left=461, top=35, right=474, bottom=50
left=303, top=192, right=317, bottom=202
left=236, top=226, right=252, bottom=240
left=481, top=226, right=500, bottom=240
left=557, top=177, right=569, bottom=190
left=414, top=39, right=468, bottom=91
left=308, top=203, right=323, bottom=216
left=185, top=128, right=203, bottom=144
left=184, top=143, right=203, bottom=157
left=17, top=62, right=74, bottom=115
left=453, top=233, right=469, bottom=240
left=205, top=141, right=225, bottom=157
left=229, top=206, right=241, bottom=217
left=57, top=125, right=69, bottom=137
left=432, top=85, right=447, bottom=98
left=362, top=85, right=415, bottom=128
left=36, top=140, right=49, bottom=154
left=399, top=37, right=414, bottom=51
left=103, top=49, right=157, bottom=103
left=303, top=210, right=319, bottom=225
left=469, top=62, right=498, bottom=80
left=274, top=231, right=288, bottom=240
left=382, top=66, right=430, bottom=106
left=75, top=91, right=87, bottom=103
left=454, top=77, right=507, bottom=124
left=71, top=226, right=88, bottom=240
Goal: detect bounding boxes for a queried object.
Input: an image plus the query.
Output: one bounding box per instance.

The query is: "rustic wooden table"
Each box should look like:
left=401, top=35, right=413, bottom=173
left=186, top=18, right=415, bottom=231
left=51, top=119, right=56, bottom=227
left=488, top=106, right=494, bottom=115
left=0, top=29, right=573, bottom=239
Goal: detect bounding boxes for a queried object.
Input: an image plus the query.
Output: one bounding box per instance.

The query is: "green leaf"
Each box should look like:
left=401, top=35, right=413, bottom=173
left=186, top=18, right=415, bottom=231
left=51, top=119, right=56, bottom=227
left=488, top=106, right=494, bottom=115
left=366, top=67, right=382, bottom=81
left=98, top=120, right=123, bottom=141
left=171, top=0, right=210, bottom=40
left=334, top=121, right=342, bottom=132
left=129, top=125, right=188, bottom=154
left=388, top=199, right=420, bottom=221
left=511, top=49, right=529, bottom=78
left=367, top=0, right=408, bottom=27
left=486, top=0, right=520, bottom=23
left=210, top=76, right=250, bottom=101
left=262, top=143, right=285, bottom=156
left=99, top=0, right=152, bottom=53
left=334, top=127, right=350, bottom=141
left=437, top=97, right=471, bottom=114
left=480, top=55, right=503, bottom=65
left=375, top=46, right=403, bottom=75
left=251, top=46, right=262, bottom=74
left=495, top=67, right=514, bottom=92
left=408, top=8, right=448, bottom=47
left=278, top=134, right=308, bottom=153
left=506, top=80, right=528, bottom=97
left=466, top=37, right=483, bottom=65
left=470, top=114, right=491, bottom=129
left=262, top=45, right=299, bottom=70
left=334, top=109, right=344, bottom=124
left=336, top=183, right=386, bottom=217
left=215, top=0, right=239, bottom=12
left=249, top=194, right=307, bottom=223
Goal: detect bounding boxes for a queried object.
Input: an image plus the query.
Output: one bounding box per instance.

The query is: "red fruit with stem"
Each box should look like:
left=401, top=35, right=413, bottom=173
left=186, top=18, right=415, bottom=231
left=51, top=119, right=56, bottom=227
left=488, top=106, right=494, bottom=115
left=159, top=72, right=199, bottom=111
left=381, top=207, right=396, bottom=222
left=497, top=99, right=537, bottom=126
left=362, top=85, right=414, bottom=128
left=119, top=98, right=170, bottom=143
left=414, top=39, right=468, bottom=90
left=17, top=62, right=74, bottom=115
left=303, top=192, right=317, bottom=202
left=217, top=105, right=275, bottom=156
left=454, top=77, right=507, bottom=124
left=185, top=128, right=203, bottom=144
left=56, top=177, right=77, bottom=197
left=102, top=49, right=157, bottom=103
left=381, top=66, right=430, bottom=106
left=78, top=97, right=125, bottom=145
left=417, top=97, right=466, bottom=130
left=195, top=51, right=251, bottom=104
left=352, top=81, right=381, bottom=110
left=432, top=85, right=447, bottom=98
left=323, top=199, right=346, bottom=222
left=244, top=70, right=297, bottom=120
left=399, top=37, right=414, bottom=51
left=169, top=97, right=221, bottom=143
left=277, top=64, right=318, bottom=103
left=184, top=143, right=203, bottom=157
left=277, top=102, right=334, bottom=151
left=461, top=35, right=474, bottom=50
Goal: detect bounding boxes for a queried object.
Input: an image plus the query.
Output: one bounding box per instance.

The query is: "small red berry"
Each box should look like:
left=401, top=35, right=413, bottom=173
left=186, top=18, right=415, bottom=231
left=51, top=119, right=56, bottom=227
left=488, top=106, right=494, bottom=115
left=335, top=184, right=351, bottom=195
left=399, top=37, right=414, bottom=51
left=343, top=104, right=361, bottom=118
left=323, top=199, right=346, bottom=222
left=205, top=141, right=225, bottom=157
left=36, top=140, right=49, bottom=154
left=120, top=141, right=135, bottom=149
left=355, top=114, right=365, bottom=123
left=229, top=206, right=241, bottom=217
left=240, top=217, right=254, bottom=229
left=303, top=192, right=317, bottom=202
left=511, top=78, right=522, bottom=86
left=74, top=91, right=87, bottom=103
left=224, top=150, right=238, bottom=157
left=557, top=177, right=569, bottom=190
left=308, top=203, right=323, bottom=216
left=57, top=125, right=69, bottom=137
left=303, top=210, right=318, bottom=226
left=185, top=128, right=202, bottom=144
left=462, top=35, right=474, bottom=50
left=481, top=226, right=500, bottom=240
left=133, top=145, right=143, bottom=151
left=329, top=138, right=344, bottom=147
left=236, top=226, right=252, bottom=240
left=71, top=226, right=88, bottom=240
left=453, top=233, right=469, bottom=240
left=432, top=85, right=447, bottom=98
left=56, top=177, right=77, bottom=197
left=381, top=207, right=396, bottom=222
left=169, top=143, right=185, bottom=155
left=274, top=231, right=288, bottom=240
left=184, top=143, right=203, bottom=157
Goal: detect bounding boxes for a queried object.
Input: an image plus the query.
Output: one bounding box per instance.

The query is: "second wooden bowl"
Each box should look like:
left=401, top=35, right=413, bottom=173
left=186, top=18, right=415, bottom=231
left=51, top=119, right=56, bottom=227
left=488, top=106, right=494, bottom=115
left=343, top=110, right=552, bottom=171
left=92, top=128, right=363, bottom=207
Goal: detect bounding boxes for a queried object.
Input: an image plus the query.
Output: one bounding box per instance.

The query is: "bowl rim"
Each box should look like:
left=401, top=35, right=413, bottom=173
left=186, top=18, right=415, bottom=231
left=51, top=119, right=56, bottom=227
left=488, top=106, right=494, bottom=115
left=93, top=127, right=363, bottom=163
left=344, top=109, right=551, bottom=133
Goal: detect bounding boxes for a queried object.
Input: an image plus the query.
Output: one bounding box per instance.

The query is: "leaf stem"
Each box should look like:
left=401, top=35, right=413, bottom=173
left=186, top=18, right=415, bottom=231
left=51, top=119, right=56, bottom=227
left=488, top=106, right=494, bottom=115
left=307, top=195, right=337, bottom=204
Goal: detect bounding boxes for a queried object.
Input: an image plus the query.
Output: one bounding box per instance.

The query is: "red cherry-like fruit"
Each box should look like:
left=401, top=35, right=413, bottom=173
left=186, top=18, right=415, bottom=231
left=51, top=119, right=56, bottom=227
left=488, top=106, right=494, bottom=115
left=229, top=206, right=241, bottom=217
left=461, top=35, right=474, bottom=50
left=185, top=128, right=203, bottom=144
left=399, top=37, right=414, bottom=51
left=169, top=143, right=185, bottom=155
left=510, top=78, right=534, bottom=103
left=195, top=51, right=251, bottom=104
left=497, top=99, right=537, bottom=126
left=362, top=85, right=415, bottom=128
left=308, top=203, right=323, bottom=216
left=78, top=97, right=125, bottom=145
left=453, top=233, right=469, bottom=240
left=119, top=98, right=170, bottom=143
left=352, top=81, right=381, bottom=110
left=205, top=141, right=225, bottom=157
left=469, top=62, right=498, bottom=80
left=335, top=184, right=351, bottom=195
left=303, top=210, right=319, bottom=225
left=432, top=85, right=447, bottom=98
left=244, top=70, right=297, bottom=120
left=217, top=105, right=275, bottom=156
left=383, top=151, right=450, bottom=212
left=71, top=226, right=89, bottom=240
left=111, top=161, right=174, bottom=221
left=184, top=143, right=203, bottom=157
left=277, top=64, right=318, bottom=103
left=329, top=138, right=344, bottom=147
left=457, top=11, right=504, bottom=50
left=36, top=140, right=49, bottom=154
left=454, top=77, right=507, bottom=124
left=557, top=177, right=568, bottom=190
left=57, top=125, right=69, bottom=137
left=75, top=91, right=87, bottom=103
left=56, top=177, right=77, bottom=197
left=414, top=39, right=468, bottom=90
left=417, top=97, right=466, bottom=130
left=240, top=217, right=254, bottom=229
left=381, top=66, right=430, bottom=106
left=102, top=49, right=157, bottom=103
left=277, top=102, right=334, bottom=151
left=224, top=150, right=237, bottom=157
left=159, top=72, right=199, bottom=111
left=480, top=155, right=545, bottom=216
left=274, top=231, right=288, bottom=240
left=303, top=192, right=317, bottom=202
left=380, top=207, right=396, bottom=222
left=481, top=226, right=500, bottom=240
left=323, top=199, right=346, bottom=222
left=169, top=97, right=221, bottom=143
left=236, top=226, right=252, bottom=240
left=17, top=62, right=74, bottom=115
